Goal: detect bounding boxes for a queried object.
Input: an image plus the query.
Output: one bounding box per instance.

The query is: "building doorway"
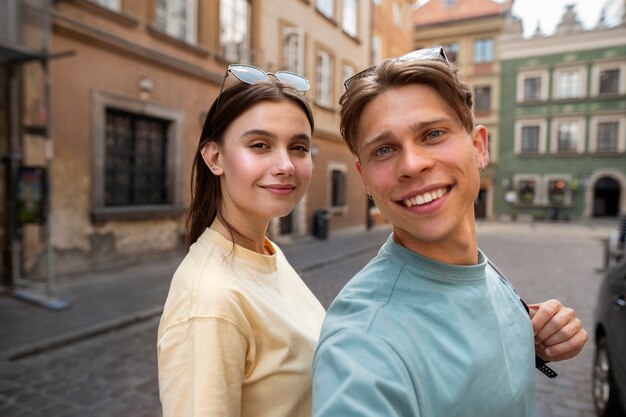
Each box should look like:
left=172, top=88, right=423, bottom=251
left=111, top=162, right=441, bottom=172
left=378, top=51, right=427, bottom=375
left=474, top=188, right=487, bottom=219
left=593, top=177, right=621, bottom=217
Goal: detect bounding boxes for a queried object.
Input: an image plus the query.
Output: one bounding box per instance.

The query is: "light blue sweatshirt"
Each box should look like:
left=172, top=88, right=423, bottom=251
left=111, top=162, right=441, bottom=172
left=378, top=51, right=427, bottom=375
left=313, top=234, right=536, bottom=417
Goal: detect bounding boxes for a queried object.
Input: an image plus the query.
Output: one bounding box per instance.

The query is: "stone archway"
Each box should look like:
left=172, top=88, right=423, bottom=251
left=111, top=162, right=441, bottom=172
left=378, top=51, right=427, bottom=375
left=585, top=169, right=626, bottom=218
left=593, top=177, right=620, bottom=217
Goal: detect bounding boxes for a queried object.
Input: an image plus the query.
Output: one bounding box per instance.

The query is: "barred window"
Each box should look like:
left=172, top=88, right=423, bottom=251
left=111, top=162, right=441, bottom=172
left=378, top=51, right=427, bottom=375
left=105, top=109, right=169, bottom=206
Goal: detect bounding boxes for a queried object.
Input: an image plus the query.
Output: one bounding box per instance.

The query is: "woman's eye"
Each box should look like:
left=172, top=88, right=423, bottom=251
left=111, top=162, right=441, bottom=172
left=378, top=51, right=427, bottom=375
left=251, top=143, right=269, bottom=150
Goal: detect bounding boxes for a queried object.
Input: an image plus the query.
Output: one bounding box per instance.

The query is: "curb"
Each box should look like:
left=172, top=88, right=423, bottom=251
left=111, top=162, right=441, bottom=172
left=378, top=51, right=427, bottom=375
left=0, top=306, right=163, bottom=362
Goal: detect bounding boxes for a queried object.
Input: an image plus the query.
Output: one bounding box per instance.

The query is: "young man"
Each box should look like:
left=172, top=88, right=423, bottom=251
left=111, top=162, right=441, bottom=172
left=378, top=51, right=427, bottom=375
left=312, top=48, right=588, bottom=417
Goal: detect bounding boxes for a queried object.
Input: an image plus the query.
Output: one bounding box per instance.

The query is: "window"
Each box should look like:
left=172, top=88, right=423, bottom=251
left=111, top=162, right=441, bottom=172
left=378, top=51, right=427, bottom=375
left=316, top=50, right=333, bottom=107
left=342, top=0, right=357, bottom=37
left=393, top=2, right=402, bottom=26
left=597, top=122, right=619, bottom=152
left=316, top=0, right=334, bottom=18
left=88, top=0, right=120, bottom=10
left=156, top=0, right=197, bottom=43
left=524, top=77, right=541, bottom=101
left=599, top=69, right=620, bottom=94
left=372, top=35, right=382, bottom=65
left=557, top=122, right=578, bottom=152
left=591, top=61, right=626, bottom=96
left=220, top=0, right=251, bottom=62
left=104, top=109, right=169, bottom=206
left=517, top=179, right=537, bottom=204
left=474, top=86, right=491, bottom=111
left=330, top=167, right=346, bottom=208
left=283, top=27, right=305, bottom=74
left=589, top=115, right=626, bottom=153
left=342, top=64, right=356, bottom=85
left=443, top=42, right=458, bottom=63
left=521, top=126, right=539, bottom=153
left=553, top=66, right=586, bottom=99
left=92, top=92, right=183, bottom=219
left=373, top=0, right=381, bottom=5
left=551, top=118, right=585, bottom=154
left=515, top=119, right=546, bottom=154
left=473, top=38, right=494, bottom=63
left=546, top=176, right=571, bottom=206
left=517, top=70, right=548, bottom=102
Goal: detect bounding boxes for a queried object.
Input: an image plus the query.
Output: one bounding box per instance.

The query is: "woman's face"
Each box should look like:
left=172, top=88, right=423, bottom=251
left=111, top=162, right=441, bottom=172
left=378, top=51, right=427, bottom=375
left=205, top=100, right=313, bottom=228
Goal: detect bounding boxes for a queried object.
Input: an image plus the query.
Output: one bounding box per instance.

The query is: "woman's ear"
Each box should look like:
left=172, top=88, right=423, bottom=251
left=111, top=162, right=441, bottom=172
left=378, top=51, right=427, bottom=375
left=201, top=142, right=224, bottom=176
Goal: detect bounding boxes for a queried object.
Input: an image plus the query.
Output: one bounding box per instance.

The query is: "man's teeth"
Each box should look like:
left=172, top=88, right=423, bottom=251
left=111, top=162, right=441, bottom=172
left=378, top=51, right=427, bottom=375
left=403, top=188, right=448, bottom=207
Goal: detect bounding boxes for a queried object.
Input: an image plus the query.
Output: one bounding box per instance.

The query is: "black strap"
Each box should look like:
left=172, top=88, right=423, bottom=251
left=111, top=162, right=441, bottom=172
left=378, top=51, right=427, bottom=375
left=487, top=260, right=558, bottom=379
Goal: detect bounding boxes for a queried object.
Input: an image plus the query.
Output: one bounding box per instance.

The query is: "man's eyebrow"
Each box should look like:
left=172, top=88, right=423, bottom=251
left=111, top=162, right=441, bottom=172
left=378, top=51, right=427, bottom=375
left=360, top=117, right=452, bottom=150
left=361, top=131, right=394, bottom=150
left=408, top=118, right=451, bottom=134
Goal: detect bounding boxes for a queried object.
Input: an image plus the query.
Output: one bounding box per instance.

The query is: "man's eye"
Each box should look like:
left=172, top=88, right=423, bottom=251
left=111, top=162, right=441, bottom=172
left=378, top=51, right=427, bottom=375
left=374, top=146, right=392, bottom=157
left=426, top=130, right=443, bottom=140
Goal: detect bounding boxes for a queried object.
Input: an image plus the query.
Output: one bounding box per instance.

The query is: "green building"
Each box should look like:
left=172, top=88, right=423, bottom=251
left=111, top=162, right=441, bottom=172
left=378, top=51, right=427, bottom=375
left=496, top=5, right=626, bottom=221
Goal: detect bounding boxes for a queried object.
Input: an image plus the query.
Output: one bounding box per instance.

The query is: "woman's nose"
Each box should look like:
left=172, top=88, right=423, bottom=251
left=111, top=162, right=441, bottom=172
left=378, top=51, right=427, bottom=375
left=271, top=149, right=296, bottom=176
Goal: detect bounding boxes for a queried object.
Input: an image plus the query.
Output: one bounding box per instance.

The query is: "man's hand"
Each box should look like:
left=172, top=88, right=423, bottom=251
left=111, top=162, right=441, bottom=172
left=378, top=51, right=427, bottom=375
left=527, top=299, right=588, bottom=362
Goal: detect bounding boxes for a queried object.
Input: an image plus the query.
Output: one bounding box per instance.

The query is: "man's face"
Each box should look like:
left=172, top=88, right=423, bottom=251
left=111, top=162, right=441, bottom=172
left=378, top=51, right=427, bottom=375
left=354, top=84, right=488, bottom=257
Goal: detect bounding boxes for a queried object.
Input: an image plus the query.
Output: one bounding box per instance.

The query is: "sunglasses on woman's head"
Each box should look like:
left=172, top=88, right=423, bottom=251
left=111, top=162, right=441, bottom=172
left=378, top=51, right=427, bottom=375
left=343, top=46, right=449, bottom=91
left=214, top=64, right=310, bottom=111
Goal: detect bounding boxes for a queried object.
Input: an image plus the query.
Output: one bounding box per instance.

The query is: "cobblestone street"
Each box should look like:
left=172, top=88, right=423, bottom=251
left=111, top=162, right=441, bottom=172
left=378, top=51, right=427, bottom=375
left=0, top=221, right=614, bottom=417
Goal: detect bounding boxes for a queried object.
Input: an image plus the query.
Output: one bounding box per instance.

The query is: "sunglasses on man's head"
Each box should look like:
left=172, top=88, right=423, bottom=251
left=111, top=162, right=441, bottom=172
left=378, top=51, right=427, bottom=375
left=214, top=64, right=310, bottom=111
left=343, top=46, right=449, bottom=91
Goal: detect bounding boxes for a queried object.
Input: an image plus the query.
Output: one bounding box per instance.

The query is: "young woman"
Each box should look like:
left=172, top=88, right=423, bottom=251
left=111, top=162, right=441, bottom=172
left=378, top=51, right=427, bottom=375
left=157, top=65, right=325, bottom=417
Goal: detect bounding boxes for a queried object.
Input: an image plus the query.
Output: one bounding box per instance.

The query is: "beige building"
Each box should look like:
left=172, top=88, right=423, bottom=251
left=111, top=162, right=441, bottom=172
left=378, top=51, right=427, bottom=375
left=1, top=0, right=382, bottom=288
left=413, top=0, right=512, bottom=219
left=252, top=0, right=373, bottom=239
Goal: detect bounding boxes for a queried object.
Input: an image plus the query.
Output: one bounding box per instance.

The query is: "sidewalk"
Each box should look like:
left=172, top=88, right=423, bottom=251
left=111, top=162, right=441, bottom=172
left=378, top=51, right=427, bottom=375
left=0, top=225, right=391, bottom=361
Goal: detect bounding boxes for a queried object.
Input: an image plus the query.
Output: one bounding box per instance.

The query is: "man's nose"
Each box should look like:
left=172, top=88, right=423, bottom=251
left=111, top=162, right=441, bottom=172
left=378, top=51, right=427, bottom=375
left=396, top=146, right=433, bottom=178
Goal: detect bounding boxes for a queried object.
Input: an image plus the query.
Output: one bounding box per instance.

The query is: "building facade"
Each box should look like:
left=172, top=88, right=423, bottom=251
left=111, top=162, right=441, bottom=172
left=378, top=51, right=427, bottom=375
left=495, top=5, right=626, bottom=221
left=413, top=0, right=511, bottom=219
left=253, top=0, right=373, bottom=239
left=2, top=0, right=402, bottom=288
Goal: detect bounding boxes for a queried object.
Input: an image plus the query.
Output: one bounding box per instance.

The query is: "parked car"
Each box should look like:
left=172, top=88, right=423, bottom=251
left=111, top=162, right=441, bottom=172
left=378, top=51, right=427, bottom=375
left=593, top=259, right=626, bottom=417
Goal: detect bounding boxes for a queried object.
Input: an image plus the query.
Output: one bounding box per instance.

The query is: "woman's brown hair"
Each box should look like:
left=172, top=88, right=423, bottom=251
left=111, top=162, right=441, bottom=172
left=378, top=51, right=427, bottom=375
left=186, top=80, right=314, bottom=247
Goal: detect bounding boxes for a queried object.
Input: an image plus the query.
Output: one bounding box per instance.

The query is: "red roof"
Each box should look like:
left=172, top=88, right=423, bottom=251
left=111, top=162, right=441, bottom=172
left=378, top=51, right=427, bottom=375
left=413, top=0, right=510, bottom=26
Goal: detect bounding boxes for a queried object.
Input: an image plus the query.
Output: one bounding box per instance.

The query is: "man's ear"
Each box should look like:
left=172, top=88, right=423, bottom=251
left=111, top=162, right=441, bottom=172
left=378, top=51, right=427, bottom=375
left=471, top=125, right=490, bottom=169
left=201, top=142, right=223, bottom=176
left=354, top=159, right=370, bottom=196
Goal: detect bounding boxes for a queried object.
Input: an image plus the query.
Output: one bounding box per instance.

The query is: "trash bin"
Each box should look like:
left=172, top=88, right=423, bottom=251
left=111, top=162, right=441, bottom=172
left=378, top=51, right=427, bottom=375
left=313, top=210, right=329, bottom=239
